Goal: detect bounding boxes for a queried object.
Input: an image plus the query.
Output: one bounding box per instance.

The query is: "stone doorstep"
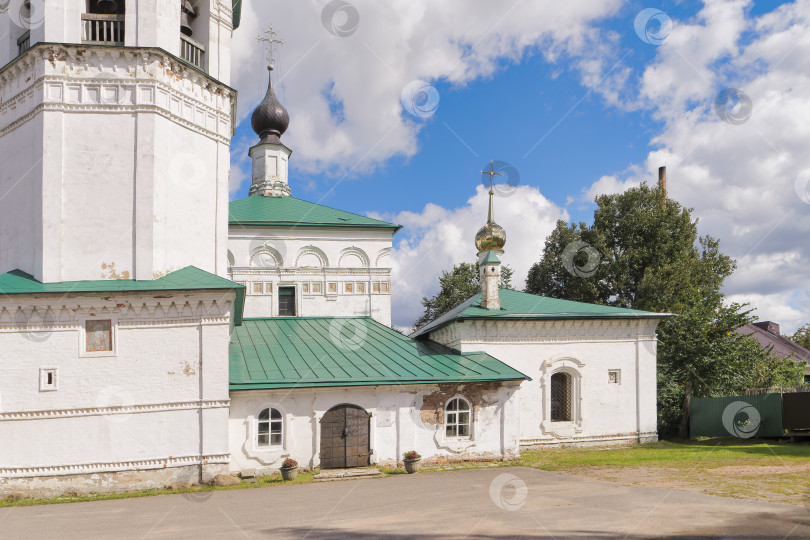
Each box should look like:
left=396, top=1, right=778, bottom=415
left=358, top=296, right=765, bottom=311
left=313, top=467, right=384, bottom=482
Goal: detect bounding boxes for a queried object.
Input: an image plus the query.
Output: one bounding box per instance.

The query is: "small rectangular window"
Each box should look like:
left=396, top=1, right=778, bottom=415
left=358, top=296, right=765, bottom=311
left=86, top=320, right=113, bottom=352
left=372, top=282, right=380, bottom=293
left=265, top=283, right=273, bottom=294
left=312, top=282, right=322, bottom=294
left=278, top=287, right=296, bottom=316
left=344, top=283, right=353, bottom=294
left=327, top=282, right=337, bottom=294
left=39, top=369, right=57, bottom=391
left=253, top=282, right=263, bottom=294
left=357, top=282, right=365, bottom=294
left=381, top=282, right=390, bottom=293
left=302, top=283, right=310, bottom=294
left=608, top=370, right=621, bottom=384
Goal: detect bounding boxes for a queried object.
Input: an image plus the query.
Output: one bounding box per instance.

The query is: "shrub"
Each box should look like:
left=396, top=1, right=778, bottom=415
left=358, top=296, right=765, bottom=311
left=281, top=458, right=298, bottom=469
left=403, top=450, right=421, bottom=461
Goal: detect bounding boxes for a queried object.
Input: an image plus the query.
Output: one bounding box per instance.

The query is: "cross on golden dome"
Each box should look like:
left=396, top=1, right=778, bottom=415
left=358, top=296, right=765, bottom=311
left=475, top=161, right=506, bottom=253
left=480, top=161, right=503, bottom=194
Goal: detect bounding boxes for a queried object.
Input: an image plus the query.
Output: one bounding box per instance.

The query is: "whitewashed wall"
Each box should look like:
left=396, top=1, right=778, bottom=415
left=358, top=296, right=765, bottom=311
left=0, top=289, right=234, bottom=495
left=229, top=226, right=395, bottom=325
left=228, top=382, right=522, bottom=473
left=428, top=318, right=661, bottom=445
left=0, top=42, right=234, bottom=283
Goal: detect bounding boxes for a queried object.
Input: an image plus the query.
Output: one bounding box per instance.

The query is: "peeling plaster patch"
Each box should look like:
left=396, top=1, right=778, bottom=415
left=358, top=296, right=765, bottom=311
left=182, top=362, right=196, bottom=377
left=100, top=262, right=130, bottom=280
left=419, top=382, right=502, bottom=426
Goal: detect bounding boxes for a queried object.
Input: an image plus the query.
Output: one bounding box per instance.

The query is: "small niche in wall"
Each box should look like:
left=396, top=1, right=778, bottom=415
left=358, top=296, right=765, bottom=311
left=39, top=368, right=57, bottom=392
left=608, top=370, right=621, bottom=384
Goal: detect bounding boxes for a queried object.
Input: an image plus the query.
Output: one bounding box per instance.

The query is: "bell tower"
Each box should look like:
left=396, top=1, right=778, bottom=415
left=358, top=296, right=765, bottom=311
left=0, top=0, right=239, bottom=282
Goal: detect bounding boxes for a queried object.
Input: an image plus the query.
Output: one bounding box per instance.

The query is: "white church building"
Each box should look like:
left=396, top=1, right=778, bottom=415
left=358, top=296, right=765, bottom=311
left=0, top=0, right=665, bottom=496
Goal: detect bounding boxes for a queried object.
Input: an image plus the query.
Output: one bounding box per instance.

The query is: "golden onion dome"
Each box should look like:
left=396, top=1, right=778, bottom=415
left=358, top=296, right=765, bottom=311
left=475, top=176, right=506, bottom=252
left=475, top=221, right=506, bottom=252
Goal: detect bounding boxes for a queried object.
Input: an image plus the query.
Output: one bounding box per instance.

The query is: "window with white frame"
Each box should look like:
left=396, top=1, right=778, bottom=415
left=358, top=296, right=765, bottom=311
left=257, top=407, right=282, bottom=447
left=445, top=397, right=471, bottom=437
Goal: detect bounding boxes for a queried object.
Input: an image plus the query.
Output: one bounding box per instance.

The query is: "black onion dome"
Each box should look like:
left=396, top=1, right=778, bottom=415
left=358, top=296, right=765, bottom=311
left=251, top=67, right=290, bottom=144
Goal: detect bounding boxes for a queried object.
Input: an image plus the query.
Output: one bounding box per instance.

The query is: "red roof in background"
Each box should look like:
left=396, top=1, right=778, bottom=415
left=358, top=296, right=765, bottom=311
left=734, top=323, right=810, bottom=367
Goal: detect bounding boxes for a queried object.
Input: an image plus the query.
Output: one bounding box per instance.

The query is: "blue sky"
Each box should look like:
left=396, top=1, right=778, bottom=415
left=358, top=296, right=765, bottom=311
left=229, top=0, right=810, bottom=330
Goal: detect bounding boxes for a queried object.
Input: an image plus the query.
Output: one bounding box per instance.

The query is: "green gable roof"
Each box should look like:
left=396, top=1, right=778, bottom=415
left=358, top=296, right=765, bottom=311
left=229, top=196, right=401, bottom=232
left=411, top=288, right=670, bottom=338
left=229, top=316, right=530, bottom=390
left=0, top=266, right=246, bottom=325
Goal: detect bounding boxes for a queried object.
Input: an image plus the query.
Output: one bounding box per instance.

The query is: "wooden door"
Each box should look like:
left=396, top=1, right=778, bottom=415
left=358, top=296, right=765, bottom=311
left=320, top=404, right=371, bottom=469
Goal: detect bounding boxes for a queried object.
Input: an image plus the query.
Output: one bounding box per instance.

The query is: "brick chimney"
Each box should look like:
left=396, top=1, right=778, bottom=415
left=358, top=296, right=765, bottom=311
left=753, top=321, right=780, bottom=336
left=658, top=166, right=667, bottom=192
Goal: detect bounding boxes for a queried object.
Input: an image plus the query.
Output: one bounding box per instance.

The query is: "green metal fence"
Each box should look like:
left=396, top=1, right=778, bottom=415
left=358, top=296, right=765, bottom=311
left=690, top=394, right=784, bottom=438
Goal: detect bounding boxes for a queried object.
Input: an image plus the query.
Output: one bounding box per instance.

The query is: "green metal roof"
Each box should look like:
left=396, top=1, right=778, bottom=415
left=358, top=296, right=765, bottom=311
left=229, top=316, right=530, bottom=390
left=0, top=266, right=246, bottom=325
left=411, top=288, right=670, bottom=338
left=229, top=196, right=401, bottom=232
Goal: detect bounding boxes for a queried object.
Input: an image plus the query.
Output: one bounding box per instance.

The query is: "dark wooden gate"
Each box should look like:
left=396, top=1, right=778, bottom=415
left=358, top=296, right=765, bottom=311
left=320, top=404, right=371, bottom=469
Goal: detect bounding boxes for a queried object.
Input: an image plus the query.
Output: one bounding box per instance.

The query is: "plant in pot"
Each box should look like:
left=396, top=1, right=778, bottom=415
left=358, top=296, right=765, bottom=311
left=403, top=451, right=421, bottom=474
left=280, top=458, right=299, bottom=481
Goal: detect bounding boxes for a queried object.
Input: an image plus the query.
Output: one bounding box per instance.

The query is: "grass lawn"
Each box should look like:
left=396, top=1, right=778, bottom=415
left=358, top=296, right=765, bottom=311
left=3, top=438, right=809, bottom=508
left=519, top=438, right=810, bottom=506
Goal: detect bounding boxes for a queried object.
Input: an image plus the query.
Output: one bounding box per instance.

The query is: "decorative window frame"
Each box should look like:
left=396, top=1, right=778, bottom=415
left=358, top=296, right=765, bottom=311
left=433, top=394, right=478, bottom=454
left=249, top=246, right=283, bottom=268
left=78, top=315, right=118, bottom=358
left=295, top=246, right=328, bottom=268
left=337, top=247, right=370, bottom=268
left=249, top=404, right=290, bottom=463
left=539, top=356, right=584, bottom=438
left=375, top=248, right=391, bottom=268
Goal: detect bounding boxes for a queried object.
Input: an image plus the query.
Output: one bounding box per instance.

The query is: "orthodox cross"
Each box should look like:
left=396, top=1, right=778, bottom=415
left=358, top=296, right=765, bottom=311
left=480, top=161, right=503, bottom=193
left=257, top=25, right=284, bottom=70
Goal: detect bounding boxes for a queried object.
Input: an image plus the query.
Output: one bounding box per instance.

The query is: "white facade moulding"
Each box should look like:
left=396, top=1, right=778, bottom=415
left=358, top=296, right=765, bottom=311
left=0, top=453, right=230, bottom=478
left=0, top=43, right=237, bottom=141
left=0, top=400, right=231, bottom=422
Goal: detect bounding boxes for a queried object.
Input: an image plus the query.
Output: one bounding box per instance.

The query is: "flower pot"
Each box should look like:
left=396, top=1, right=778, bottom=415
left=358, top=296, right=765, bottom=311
left=404, top=459, right=421, bottom=474
left=280, top=466, right=299, bottom=481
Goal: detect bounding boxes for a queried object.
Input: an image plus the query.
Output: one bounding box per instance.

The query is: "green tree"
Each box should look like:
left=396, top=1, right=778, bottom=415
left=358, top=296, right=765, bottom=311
left=789, top=324, right=810, bottom=349
left=526, top=183, right=804, bottom=437
left=414, top=261, right=513, bottom=329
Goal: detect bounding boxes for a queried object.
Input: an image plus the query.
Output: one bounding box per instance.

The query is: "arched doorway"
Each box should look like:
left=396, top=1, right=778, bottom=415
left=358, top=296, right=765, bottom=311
left=320, top=404, right=371, bottom=469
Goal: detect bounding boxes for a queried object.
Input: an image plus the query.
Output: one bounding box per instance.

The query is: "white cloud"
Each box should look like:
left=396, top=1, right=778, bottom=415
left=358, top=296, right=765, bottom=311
left=584, top=0, right=810, bottom=333
left=230, top=0, right=625, bottom=190
left=379, top=185, right=567, bottom=327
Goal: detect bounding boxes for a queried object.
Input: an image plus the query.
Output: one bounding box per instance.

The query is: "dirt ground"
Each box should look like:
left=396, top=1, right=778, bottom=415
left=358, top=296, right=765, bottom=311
left=566, top=461, right=810, bottom=507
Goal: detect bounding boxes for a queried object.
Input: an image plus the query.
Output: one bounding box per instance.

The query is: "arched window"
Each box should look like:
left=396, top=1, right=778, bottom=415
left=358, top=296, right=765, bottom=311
left=445, top=397, right=471, bottom=438
left=257, top=408, right=282, bottom=447
left=550, top=372, right=573, bottom=422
